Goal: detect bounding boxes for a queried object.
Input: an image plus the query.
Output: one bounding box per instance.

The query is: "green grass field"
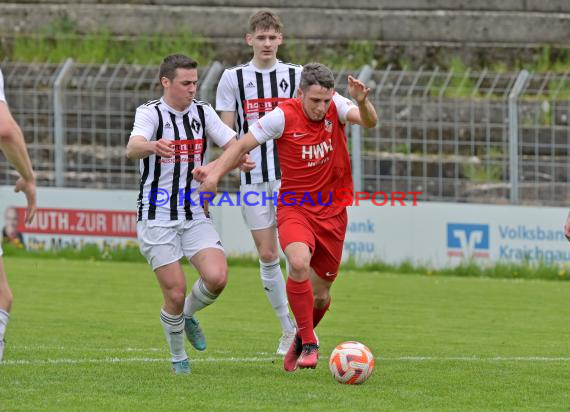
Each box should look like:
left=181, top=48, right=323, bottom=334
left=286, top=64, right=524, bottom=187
left=1, top=257, right=569, bottom=411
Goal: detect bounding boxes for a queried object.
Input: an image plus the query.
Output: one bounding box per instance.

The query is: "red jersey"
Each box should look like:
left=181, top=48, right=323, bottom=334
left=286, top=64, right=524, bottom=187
left=251, top=93, right=354, bottom=217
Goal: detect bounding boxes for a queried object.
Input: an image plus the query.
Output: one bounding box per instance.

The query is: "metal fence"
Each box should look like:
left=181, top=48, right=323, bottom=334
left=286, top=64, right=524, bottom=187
left=361, top=67, right=570, bottom=206
left=1, top=60, right=569, bottom=206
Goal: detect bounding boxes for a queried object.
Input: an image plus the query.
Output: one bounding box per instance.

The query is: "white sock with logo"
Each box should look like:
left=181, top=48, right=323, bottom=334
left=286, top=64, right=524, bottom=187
left=260, top=258, right=295, bottom=332
left=183, top=278, right=218, bottom=317
left=159, top=309, right=187, bottom=362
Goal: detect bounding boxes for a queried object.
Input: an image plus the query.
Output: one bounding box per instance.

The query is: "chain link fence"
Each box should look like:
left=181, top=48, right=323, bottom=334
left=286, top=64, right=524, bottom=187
left=1, top=60, right=569, bottom=206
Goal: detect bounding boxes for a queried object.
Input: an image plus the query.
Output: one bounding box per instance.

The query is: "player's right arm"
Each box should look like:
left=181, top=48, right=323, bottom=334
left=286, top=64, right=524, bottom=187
left=219, top=111, right=236, bottom=130
left=126, top=104, right=174, bottom=159
left=216, top=70, right=238, bottom=130
left=126, top=136, right=174, bottom=159
left=0, top=81, right=37, bottom=223
left=215, top=70, right=255, bottom=171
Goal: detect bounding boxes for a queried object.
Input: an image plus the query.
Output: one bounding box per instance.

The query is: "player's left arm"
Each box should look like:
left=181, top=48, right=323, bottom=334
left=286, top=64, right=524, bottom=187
left=345, top=75, right=378, bottom=128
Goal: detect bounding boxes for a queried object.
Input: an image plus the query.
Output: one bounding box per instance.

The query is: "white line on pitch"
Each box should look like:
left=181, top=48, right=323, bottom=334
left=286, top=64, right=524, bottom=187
left=382, top=356, right=570, bottom=361
left=2, top=355, right=570, bottom=366
left=12, top=347, right=570, bottom=362
left=10, top=346, right=241, bottom=354
left=0, top=357, right=275, bottom=366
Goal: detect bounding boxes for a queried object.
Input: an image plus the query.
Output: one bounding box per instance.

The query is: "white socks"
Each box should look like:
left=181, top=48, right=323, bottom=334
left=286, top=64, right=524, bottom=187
left=184, top=278, right=218, bottom=318
left=260, top=259, right=295, bottom=332
left=0, top=309, right=8, bottom=341
left=0, top=309, right=8, bottom=362
left=159, top=309, right=187, bottom=362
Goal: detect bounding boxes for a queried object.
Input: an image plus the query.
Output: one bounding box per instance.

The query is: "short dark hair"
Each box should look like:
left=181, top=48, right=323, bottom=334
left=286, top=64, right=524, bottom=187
left=299, top=63, right=335, bottom=91
left=248, top=10, right=283, bottom=33
left=159, top=54, right=198, bottom=81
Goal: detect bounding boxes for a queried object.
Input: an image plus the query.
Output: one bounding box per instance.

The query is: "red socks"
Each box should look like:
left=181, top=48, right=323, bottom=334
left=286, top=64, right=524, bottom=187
left=287, top=278, right=332, bottom=345
left=286, top=278, right=317, bottom=345
left=313, top=298, right=331, bottom=328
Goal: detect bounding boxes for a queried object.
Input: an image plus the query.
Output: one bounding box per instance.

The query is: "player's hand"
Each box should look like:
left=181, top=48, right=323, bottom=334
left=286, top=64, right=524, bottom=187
left=14, top=176, right=37, bottom=224
left=348, top=75, right=370, bottom=104
left=192, top=164, right=212, bottom=183
left=239, top=154, right=256, bottom=172
left=153, top=139, right=175, bottom=157
left=564, top=213, right=570, bottom=241
left=198, top=176, right=219, bottom=199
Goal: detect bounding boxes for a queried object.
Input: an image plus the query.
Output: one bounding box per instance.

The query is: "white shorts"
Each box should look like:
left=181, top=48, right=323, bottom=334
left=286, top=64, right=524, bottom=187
left=241, top=180, right=281, bottom=231
left=137, top=219, right=224, bottom=270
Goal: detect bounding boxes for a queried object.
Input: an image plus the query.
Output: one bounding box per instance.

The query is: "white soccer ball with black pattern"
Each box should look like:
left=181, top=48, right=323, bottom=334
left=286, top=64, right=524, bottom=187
left=328, top=341, right=375, bottom=384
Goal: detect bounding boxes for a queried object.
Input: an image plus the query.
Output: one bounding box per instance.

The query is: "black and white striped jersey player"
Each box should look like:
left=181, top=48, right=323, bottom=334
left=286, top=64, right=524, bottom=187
left=127, top=54, right=251, bottom=375
left=215, top=10, right=303, bottom=356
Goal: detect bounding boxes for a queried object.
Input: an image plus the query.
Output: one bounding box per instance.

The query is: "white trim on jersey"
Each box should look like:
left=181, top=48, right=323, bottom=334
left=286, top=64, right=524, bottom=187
left=131, top=98, right=235, bottom=221
left=215, top=60, right=302, bottom=184
left=332, top=93, right=355, bottom=124
left=250, top=107, right=285, bottom=144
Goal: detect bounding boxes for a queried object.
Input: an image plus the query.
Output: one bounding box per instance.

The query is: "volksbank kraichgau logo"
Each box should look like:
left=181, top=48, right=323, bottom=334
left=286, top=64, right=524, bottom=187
left=447, top=223, right=490, bottom=258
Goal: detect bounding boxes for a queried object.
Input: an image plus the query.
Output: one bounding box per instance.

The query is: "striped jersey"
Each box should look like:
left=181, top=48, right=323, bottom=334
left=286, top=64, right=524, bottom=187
left=0, top=69, right=6, bottom=102
left=131, top=97, right=235, bottom=221
left=215, top=60, right=302, bottom=185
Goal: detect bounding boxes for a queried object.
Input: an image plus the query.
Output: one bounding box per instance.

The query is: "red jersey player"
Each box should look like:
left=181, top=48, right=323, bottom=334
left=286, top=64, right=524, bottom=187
left=195, top=63, right=378, bottom=371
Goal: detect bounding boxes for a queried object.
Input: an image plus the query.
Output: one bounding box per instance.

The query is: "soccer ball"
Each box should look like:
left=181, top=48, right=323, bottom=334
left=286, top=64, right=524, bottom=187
left=328, top=341, right=375, bottom=384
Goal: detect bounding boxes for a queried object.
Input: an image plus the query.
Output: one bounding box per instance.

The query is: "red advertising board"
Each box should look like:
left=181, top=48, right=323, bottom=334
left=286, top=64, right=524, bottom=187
left=15, top=207, right=137, bottom=238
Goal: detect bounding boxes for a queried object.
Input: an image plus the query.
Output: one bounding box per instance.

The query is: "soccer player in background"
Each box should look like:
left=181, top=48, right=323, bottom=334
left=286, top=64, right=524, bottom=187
left=196, top=63, right=378, bottom=371
left=0, top=68, right=37, bottom=362
left=215, top=10, right=301, bottom=355
left=126, top=54, right=252, bottom=374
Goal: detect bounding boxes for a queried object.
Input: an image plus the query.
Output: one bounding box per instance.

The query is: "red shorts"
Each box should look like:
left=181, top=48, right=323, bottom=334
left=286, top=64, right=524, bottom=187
left=277, top=206, right=347, bottom=281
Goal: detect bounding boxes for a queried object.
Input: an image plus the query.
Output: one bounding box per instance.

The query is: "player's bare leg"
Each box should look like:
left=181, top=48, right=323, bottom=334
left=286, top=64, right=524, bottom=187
left=251, top=226, right=296, bottom=355
left=184, top=248, right=228, bottom=351
left=155, top=261, right=189, bottom=374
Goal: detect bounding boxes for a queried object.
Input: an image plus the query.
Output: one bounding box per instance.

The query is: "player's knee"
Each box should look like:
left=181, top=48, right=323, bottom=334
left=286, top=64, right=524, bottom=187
left=204, top=267, right=228, bottom=294
left=314, top=294, right=330, bottom=310
left=287, top=254, right=311, bottom=276
left=258, top=249, right=278, bottom=263
left=166, top=287, right=186, bottom=308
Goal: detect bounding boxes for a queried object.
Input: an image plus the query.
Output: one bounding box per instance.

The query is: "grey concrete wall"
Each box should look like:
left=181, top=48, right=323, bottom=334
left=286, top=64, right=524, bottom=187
left=3, top=0, right=570, bottom=12
left=1, top=1, right=569, bottom=68
left=1, top=3, right=570, bottom=44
